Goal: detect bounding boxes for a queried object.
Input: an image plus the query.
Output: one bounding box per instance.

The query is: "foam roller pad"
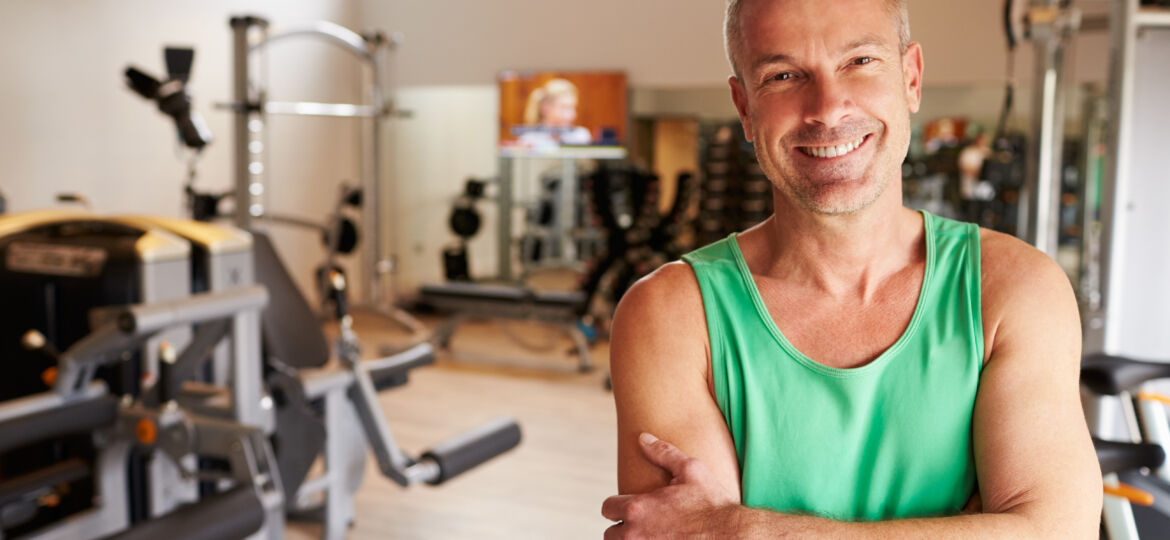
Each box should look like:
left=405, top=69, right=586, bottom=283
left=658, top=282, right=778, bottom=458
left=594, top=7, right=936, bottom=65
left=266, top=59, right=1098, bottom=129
left=421, top=417, right=521, bottom=485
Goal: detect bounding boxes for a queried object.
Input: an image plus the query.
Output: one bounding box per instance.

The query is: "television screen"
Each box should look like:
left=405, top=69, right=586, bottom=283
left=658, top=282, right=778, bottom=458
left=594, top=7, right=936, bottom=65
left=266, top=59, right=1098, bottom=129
left=498, top=70, right=627, bottom=152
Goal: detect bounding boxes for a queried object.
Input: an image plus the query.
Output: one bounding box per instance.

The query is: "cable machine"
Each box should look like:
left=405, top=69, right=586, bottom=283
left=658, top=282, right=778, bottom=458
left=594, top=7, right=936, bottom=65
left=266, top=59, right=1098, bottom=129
left=224, top=15, right=423, bottom=334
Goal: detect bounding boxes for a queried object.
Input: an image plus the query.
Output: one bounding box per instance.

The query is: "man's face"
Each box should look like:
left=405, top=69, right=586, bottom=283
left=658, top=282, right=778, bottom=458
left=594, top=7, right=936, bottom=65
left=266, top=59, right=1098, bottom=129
left=729, top=0, right=923, bottom=216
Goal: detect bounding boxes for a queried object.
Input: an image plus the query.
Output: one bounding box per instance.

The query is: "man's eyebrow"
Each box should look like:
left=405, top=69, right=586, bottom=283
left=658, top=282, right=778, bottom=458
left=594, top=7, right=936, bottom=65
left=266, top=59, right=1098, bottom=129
left=750, top=35, right=891, bottom=74
left=751, top=53, right=794, bottom=74
left=842, top=35, right=889, bottom=53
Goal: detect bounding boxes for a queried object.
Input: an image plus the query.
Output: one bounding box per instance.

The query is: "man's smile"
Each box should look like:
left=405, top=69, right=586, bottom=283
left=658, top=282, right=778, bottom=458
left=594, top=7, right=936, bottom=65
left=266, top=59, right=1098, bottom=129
left=796, top=134, right=872, bottom=160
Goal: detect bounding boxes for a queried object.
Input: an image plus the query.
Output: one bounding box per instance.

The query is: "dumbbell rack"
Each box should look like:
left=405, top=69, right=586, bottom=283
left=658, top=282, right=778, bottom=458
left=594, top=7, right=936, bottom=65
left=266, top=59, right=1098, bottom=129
left=697, top=122, right=773, bottom=246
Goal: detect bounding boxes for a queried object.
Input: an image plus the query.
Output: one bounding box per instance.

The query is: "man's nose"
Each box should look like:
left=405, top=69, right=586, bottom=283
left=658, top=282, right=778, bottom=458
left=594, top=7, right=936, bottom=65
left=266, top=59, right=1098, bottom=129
left=802, top=77, right=853, bottom=129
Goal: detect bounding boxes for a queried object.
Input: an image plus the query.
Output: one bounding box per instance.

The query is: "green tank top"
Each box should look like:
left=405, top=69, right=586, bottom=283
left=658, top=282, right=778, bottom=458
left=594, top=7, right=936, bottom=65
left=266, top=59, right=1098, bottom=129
left=681, top=211, right=983, bottom=521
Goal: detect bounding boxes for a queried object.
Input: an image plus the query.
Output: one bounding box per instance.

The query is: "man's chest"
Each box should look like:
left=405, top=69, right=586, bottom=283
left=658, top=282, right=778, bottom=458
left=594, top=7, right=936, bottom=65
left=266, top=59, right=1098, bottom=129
left=751, top=269, right=924, bottom=369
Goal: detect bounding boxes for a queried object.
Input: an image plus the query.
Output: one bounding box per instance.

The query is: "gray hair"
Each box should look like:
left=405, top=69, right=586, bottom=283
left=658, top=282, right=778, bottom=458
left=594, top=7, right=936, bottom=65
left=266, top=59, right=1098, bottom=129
left=724, top=0, right=911, bottom=78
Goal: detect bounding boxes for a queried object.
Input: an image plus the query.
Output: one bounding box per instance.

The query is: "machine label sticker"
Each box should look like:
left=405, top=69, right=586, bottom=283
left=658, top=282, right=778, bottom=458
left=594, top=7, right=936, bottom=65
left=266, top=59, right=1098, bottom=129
left=6, top=242, right=108, bottom=277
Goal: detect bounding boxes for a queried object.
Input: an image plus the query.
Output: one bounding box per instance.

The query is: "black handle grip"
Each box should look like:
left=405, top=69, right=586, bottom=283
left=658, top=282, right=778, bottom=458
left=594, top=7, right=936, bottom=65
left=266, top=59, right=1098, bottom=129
left=105, top=485, right=264, bottom=540
left=1095, top=437, right=1166, bottom=476
left=421, top=417, right=521, bottom=485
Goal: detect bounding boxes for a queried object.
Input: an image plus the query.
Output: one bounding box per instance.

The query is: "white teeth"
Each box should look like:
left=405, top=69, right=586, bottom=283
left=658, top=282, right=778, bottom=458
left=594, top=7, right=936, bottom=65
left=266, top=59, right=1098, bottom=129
left=801, top=137, right=865, bottom=158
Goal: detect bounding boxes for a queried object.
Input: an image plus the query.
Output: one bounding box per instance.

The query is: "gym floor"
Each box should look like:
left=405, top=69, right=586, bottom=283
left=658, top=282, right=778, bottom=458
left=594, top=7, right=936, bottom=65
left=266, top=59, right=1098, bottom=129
left=287, top=310, right=617, bottom=539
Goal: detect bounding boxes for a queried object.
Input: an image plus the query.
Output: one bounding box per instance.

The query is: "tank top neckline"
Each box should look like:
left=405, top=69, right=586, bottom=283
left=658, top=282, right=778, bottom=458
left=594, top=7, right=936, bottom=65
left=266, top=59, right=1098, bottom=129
left=726, top=210, right=936, bottom=378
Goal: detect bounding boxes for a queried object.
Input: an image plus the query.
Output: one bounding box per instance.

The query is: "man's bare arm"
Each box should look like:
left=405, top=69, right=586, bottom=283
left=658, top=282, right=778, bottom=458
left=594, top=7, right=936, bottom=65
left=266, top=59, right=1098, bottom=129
left=605, top=233, right=1102, bottom=538
left=610, top=261, right=740, bottom=499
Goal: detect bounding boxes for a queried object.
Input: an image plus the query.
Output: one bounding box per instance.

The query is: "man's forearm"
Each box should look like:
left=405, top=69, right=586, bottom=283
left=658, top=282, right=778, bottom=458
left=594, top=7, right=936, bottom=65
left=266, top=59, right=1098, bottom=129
left=722, top=505, right=1072, bottom=539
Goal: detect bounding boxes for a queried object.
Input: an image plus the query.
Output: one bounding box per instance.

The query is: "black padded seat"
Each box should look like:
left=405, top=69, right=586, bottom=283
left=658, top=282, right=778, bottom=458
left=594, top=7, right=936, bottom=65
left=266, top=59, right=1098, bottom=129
left=420, top=282, right=586, bottom=316
left=1082, top=353, right=1170, bottom=396
left=422, top=282, right=530, bottom=302
left=1095, top=437, right=1166, bottom=475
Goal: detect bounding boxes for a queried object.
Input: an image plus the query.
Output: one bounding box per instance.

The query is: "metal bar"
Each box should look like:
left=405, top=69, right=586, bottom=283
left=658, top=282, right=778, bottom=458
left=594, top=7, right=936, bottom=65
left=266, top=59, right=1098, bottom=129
left=120, top=286, right=269, bottom=336
left=230, top=308, right=267, bottom=430
left=1102, top=472, right=1141, bottom=540
left=1100, top=0, right=1139, bottom=353
left=294, top=474, right=331, bottom=500
left=344, top=358, right=414, bottom=486
left=0, top=383, right=106, bottom=425
left=1135, top=387, right=1170, bottom=482
left=1019, top=7, right=1069, bottom=258
left=231, top=18, right=254, bottom=228
left=498, top=156, right=514, bottom=281
left=366, top=47, right=385, bottom=308
left=1136, top=7, right=1170, bottom=28
left=362, top=342, right=435, bottom=375
left=263, top=101, right=380, bottom=118
left=252, top=21, right=374, bottom=62
left=559, top=158, right=578, bottom=262
left=1080, top=90, right=1107, bottom=351
left=260, top=213, right=328, bottom=233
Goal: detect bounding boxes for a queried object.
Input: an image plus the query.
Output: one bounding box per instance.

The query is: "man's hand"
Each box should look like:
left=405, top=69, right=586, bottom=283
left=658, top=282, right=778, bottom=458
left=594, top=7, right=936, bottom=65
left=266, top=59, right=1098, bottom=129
left=601, top=433, right=739, bottom=539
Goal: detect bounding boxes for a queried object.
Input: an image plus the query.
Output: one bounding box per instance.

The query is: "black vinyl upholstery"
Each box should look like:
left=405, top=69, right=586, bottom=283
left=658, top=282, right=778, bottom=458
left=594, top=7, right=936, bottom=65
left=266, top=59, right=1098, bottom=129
left=1095, top=437, right=1166, bottom=475
left=1082, top=353, right=1170, bottom=396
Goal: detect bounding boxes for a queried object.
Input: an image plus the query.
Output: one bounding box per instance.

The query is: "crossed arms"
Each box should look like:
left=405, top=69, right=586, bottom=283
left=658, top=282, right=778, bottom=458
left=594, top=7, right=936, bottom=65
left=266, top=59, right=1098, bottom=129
left=602, top=232, right=1101, bottom=538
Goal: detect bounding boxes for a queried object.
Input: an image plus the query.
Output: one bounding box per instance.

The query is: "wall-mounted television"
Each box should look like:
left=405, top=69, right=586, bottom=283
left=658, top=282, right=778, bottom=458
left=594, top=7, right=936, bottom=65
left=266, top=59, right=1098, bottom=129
left=498, top=70, right=627, bottom=152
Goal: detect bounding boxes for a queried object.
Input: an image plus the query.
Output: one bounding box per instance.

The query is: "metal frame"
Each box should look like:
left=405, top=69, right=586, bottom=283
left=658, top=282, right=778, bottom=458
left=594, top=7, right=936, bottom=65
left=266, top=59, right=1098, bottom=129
left=495, top=147, right=627, bottom=282
left=1016, top=1, right=1086, bottom=257
left=226, top=16, right=423, bottom=335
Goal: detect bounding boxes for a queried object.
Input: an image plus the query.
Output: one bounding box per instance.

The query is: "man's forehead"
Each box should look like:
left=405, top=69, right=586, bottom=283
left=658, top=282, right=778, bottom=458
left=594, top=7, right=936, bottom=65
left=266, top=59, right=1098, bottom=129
left=738, top=0, right=898, bottom=57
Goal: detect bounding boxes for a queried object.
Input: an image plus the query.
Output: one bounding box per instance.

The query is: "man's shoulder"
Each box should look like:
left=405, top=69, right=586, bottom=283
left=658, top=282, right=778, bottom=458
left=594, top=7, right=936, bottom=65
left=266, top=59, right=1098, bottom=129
left=615, top=261, right=705, bottom=326
left=977, top=227, right=1079, bottom=356
left=978, top=227, right=1071, bottom=297
left=610, top=261, right=710, bottom=364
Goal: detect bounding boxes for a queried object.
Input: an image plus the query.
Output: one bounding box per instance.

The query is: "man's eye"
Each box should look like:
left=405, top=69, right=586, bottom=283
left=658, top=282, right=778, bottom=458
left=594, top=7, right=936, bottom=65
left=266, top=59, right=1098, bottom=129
left=770, top=72, right=793, bottom=82
left=853, top=57, right=874, bottom=66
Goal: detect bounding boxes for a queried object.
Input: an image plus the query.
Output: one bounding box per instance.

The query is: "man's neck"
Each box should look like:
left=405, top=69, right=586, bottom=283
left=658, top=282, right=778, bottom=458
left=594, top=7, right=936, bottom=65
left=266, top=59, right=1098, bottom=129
left=752, top=188, right=923, bottom=302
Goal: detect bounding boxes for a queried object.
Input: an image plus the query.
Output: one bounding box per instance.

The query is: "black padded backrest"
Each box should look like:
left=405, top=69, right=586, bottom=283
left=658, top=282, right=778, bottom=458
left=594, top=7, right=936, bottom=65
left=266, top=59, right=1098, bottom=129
left=1081, top=353, right=1170, bottom=396
left=252, top=232, right=329, bottom=368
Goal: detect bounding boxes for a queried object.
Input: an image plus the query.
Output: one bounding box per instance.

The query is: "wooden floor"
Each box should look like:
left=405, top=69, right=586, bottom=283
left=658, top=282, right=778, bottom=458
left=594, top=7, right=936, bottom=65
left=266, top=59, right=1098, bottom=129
left=287, top=313, right=618, bottom=539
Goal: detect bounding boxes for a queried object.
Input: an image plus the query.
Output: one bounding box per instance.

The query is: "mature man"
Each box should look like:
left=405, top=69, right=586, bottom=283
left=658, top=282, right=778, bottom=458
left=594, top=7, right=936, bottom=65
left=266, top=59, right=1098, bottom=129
left=601, top=0, right=1101, bottom=537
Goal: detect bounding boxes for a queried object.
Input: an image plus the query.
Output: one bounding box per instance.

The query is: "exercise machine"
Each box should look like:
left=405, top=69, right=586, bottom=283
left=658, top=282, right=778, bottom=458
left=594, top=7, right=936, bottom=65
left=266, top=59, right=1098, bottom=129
left=0, top=211, right=521, bottom=539
left=122, top=215, right=523, bottom=539
left=1082, top=353, right=1170, bottom=538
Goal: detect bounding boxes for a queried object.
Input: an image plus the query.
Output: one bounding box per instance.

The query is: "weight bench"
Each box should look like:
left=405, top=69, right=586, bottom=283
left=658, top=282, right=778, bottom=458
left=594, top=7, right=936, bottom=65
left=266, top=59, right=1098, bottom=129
left=419, top=282, right=593, bottom=372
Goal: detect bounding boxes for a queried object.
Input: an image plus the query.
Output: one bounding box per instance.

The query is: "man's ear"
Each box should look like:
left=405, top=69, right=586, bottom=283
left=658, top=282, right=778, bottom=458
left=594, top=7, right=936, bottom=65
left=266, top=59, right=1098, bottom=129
left=728, top=75, right=753, bottom=142
left=902, top=42, right=924, bottom=114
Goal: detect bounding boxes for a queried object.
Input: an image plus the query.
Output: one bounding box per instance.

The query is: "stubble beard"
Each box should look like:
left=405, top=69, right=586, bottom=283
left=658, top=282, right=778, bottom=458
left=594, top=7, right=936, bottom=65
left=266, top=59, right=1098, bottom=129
left=755, top=119, right=900, bottom=216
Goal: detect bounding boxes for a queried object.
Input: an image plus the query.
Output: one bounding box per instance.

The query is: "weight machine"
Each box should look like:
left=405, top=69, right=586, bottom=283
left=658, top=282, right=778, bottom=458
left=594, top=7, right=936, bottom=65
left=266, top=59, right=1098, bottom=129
left=0, top=211, right=521, bottom=540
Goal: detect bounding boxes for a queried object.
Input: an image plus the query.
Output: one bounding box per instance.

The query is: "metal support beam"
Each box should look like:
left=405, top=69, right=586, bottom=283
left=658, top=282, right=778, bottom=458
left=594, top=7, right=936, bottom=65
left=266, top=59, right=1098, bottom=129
left=1018, top=2, right=1078, bottom=258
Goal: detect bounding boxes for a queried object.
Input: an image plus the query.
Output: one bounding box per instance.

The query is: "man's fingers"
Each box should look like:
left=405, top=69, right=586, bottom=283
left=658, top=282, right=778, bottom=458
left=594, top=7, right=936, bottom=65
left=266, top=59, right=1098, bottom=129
left=637, top=432, right=693, bottom=478
left=601, top=494, right=633, bottom=522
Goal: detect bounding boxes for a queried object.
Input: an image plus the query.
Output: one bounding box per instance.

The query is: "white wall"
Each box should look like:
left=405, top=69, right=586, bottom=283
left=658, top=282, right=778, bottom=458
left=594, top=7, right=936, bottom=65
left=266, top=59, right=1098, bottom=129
left=0, top=0, right=364, bottom=301
left=1108, top=28, right=1170, bottom=358
left=387, top=86, right=499, bottom=292
left=364, top=0, right=1110, bottom=88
